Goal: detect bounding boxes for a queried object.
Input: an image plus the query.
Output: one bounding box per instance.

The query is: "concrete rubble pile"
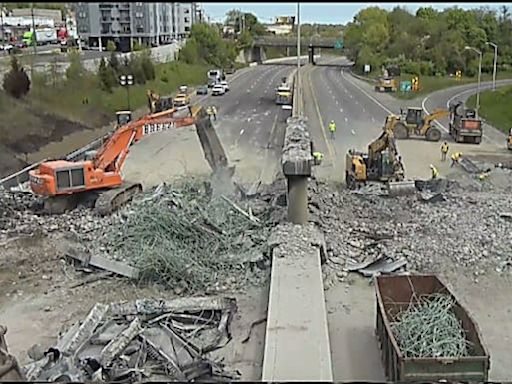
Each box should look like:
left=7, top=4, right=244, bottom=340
left=0, top=187, right=107, bottom=242
left=308, top=179, right=512, bottom=288
left=23, top=296, right=239, bottom=382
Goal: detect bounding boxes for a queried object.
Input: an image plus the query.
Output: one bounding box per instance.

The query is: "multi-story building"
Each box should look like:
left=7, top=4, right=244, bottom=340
left=75, top=2, right=198, bottom=52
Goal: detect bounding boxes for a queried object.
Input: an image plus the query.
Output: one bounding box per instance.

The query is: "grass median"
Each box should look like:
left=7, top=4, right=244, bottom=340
left=355, top=71, right=512, bottom=100
left=466, top=86, right=512, bottom=134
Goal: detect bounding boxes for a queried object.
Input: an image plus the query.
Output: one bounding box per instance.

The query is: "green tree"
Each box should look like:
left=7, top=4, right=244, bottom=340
left=108, top=51, right=120, bottom=73
left=66, top=50, right=85, bottom=81
left=98, top=57, right=117, bottom=92
left=3, top=55, right=31, bottom=98
left=106, top=40, right=117, bottom=52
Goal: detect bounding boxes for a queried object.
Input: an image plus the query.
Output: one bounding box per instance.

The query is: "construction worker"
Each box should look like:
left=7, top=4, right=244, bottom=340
left=440, top=142, right=449, bottom=161
left=430, top=164, right=439, bottom=179
left=313, top=151, right=324, bottom=165
left=328, top=120, right=336, bottom=141
left=211, top=105, right=218, bottom=121
left=450, top=151, right=462, bottom=167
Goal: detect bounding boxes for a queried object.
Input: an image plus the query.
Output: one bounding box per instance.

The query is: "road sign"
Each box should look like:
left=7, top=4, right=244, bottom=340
left=334, top=40, right=344, bottom=49
left=364, top=64, right=371, bottom=73
left=400, top=81, right=412, bottom=92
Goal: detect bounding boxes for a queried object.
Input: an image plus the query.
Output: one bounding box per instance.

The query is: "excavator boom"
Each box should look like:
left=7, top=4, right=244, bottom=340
left=28, top=105, right=225, bottom=214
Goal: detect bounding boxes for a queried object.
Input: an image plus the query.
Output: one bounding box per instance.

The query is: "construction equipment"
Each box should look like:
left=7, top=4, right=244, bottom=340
left=173, top=92, right=191, bottom=107
left=0, top=325, right=25, bottom=381
left=392, top=107, right=447, bottom=142
left=28, top=105, right=210, bottom=215
left=374, top=76, right=398, bottom=92
left=345, top=115, right=415, bottom=194
left=275, top=78, right=292, bottom=106
left=448, top=101, right=483, bottom=144
left=376, top=275, right=490, bottom=381
left=147, top=90, right=174, bottom=114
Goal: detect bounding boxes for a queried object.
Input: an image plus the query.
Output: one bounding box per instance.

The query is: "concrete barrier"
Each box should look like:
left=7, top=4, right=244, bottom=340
left=262, top=223, right=333, bottom=381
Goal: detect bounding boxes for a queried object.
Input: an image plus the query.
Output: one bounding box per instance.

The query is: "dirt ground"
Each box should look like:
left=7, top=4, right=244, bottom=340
left=0, top=233, right=268, bottom=380
left=325, top=271, right=512, bottom=381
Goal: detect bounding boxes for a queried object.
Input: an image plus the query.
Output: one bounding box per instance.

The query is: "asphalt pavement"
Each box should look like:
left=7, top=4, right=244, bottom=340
left=123, top=63, right=294, bottom=188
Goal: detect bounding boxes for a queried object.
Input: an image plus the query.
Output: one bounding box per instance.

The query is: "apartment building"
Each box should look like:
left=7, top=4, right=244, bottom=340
left=75, top=2, right=198, bottom=52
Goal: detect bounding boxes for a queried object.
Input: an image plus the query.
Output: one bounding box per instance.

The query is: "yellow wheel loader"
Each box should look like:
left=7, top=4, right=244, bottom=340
left=391, top=107, right=447, bottom=142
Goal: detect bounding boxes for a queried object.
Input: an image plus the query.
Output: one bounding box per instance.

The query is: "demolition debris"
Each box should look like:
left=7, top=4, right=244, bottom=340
left=390, top=293, right=471, bottom=358
left=23, top=296, right=238, bottom=382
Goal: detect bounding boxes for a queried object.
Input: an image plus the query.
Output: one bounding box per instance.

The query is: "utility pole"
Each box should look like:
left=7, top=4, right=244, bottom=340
left=296, top=2, right=300, bottom=115
left=31, top=2, right=37, bottom=55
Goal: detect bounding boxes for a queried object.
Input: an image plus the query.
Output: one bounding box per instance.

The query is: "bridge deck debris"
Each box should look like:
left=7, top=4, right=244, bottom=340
left=23, top=297, right=239, bottom=382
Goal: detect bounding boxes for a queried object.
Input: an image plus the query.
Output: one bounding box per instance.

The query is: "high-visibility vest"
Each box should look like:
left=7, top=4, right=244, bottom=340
left=328, top=122, right=336, bottom=132
left=431, top=166, right=439, bottom=179
left=313, top=151, right=324, bottom=161
left=451, top=152, right=461, bottom=161
left=441, top=143, right=449, bottom=153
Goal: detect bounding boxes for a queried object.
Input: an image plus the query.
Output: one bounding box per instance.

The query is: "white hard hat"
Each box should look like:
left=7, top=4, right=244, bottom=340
left=430, top=164, right=434, bottom=169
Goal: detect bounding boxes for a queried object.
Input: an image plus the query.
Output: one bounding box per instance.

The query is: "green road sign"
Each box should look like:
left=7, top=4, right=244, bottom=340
left=400, top=81, right=412, bottom=92
left=334, top=40, right=344, bottom=49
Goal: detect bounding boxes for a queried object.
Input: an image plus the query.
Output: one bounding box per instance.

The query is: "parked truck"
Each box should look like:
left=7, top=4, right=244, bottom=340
left=22, top=28, right=58, bottom=46
left=375, top=275, right=490, bottom=382
left=448, top=101, right=483, bottom=144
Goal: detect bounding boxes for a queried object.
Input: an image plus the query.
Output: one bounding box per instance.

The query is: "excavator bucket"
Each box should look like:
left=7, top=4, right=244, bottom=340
left=387, top=180, right=417, bottom=196
left=194, top=106, right=230, bottom=173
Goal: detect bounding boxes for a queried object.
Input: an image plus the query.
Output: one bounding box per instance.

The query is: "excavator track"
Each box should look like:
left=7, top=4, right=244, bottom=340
left=94, top=182, right=143, bottom=216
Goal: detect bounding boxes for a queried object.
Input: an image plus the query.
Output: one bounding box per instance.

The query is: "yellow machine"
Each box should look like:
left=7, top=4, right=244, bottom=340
left=345, top=115, right=409, bottom=190
left=391, top=107, right=448, bottom=142
left=374, top=76, right=398, bottom=92
left=147, top=90, right=174, bottom=114
left=173, top=93, right=191, bottom=107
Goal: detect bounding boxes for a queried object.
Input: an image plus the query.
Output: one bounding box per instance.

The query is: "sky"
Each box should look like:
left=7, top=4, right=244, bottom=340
left=201, top=2, right=506, bottom=24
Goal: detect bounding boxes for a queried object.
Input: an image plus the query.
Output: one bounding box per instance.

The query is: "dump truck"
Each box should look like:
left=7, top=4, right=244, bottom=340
left=375, top=275, right=490, bottom=381
left=448, top=101, right=483, bottom=144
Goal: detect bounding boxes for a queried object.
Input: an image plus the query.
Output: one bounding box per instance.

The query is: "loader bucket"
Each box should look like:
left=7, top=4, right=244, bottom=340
left=387, top=180, right=417, bottom=196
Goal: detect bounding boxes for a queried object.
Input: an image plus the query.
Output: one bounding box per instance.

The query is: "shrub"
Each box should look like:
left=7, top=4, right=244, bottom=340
left=2, top=56, right=30, bottom=98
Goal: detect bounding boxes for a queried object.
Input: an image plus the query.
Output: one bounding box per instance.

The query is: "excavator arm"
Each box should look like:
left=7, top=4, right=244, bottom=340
left=93, top=108, right=184, bottom=173
left=368, top=115, right=398, bottom=164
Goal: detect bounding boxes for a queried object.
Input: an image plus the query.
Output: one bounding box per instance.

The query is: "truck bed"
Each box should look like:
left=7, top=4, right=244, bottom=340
left=375, top=275, right=490, bottom=381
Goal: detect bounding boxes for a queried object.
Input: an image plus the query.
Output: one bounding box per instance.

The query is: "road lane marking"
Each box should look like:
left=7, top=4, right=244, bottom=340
left=308, top=67, right=336, bottom=163
left=341, top=70, right=393, bottom=115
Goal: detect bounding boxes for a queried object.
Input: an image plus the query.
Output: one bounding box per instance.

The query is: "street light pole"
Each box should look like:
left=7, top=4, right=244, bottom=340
left=464, top=46, right=482, bottom=117
left=486, top=41, right=498, bottom=91
left=296, top=2, right=300, bottom=115
left=31, top=2, right=37, bottom=55
left=120, top=74, right=134, bottom=111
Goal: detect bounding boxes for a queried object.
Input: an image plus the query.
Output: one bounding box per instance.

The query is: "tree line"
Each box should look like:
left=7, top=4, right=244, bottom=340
left=344, top=6, right=512, bottom=76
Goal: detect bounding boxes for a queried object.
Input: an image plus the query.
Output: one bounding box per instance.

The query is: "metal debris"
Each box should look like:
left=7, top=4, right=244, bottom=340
left=23, top=296, right=238, bottom=382
left=390, top=293, right=472, bottom=358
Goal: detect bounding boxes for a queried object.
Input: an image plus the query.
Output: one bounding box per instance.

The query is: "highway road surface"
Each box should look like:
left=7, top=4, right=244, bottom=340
left=124, top=62, right=296, bottom=189
left=305, top=55, right=512, bottom=381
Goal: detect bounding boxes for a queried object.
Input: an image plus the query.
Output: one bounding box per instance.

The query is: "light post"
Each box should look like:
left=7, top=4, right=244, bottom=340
left=485, top=41, right=498, bottom=91
left=119, top=74, right=134, bottom=111
left=464, top=46, right=482, bottom=117
left=296, top=2, right=300, bottom=115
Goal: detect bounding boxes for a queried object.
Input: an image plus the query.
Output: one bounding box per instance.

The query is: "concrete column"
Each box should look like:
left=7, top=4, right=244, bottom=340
left=98, top=37, right=103, bottom=52
left=287, top=175, right=308, bottom=224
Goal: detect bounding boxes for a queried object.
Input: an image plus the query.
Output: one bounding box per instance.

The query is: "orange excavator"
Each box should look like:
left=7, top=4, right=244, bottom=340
left=29, top=105, right=206, bottom=215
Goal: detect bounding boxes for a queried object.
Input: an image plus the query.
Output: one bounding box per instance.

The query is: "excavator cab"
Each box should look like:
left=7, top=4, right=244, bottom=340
left=116, top=111, right=132, bottom=126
